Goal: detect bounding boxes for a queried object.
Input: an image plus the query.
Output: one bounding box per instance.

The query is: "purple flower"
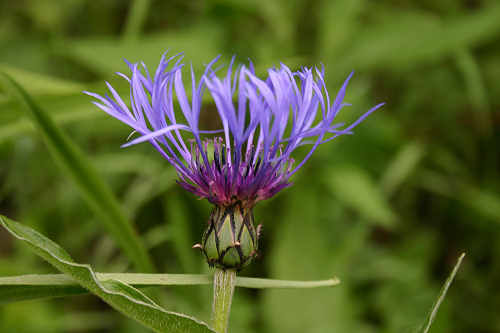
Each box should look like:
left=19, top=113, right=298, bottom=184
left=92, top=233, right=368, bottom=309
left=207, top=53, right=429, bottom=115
left=85, top=53, right=383, bottom=209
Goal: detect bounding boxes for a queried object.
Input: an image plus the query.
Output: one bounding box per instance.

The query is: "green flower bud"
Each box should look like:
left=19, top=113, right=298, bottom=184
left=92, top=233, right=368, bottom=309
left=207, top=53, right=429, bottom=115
left=196, top=203, right=259, bottom=270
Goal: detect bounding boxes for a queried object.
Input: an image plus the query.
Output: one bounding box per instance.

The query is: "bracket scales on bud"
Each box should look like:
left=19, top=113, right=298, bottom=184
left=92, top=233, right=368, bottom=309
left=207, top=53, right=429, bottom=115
left=197, top=203, right=259, bottom=270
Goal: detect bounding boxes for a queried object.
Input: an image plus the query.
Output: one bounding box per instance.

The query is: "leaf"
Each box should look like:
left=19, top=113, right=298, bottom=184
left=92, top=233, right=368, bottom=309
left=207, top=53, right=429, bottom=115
left=263, top=186, right=363, bottom=333
left=94, top=152, right=165, bottom=176
left=454, top=48, right=492, bottom=135
left=123, top=170, right=177, bottom=219
left=337, top=4, right=500, bottom=71
left=60, top=27, right=223, bottom=76
left=0, top=72, right=154, bottom=272
left=235, top=276, right=340, bottom=289
left=460, top=186, right=500, bottom=222
left=417, top=253, right=465, bottom=333
left=122, top=0, right=152, bottom=40
left=317, top=0, right=364, bottom=60
left=381, top=141, right=425, bottom=195
left=0, top=272, right=340, bottom=304
left=0, top=281, right=88, bottom=304
left=164, top=195, right=200, bottom=273
left=0, top=105, right=106, bottom=144
left=94, top=152, right=178, bottom=218
left=0, top=215, right=214, bottom=333
left=0, top=64, right=85, bottom=96
left=418, top=171, right=500, bottom=223
left=327, top=165, right=398, bottom=227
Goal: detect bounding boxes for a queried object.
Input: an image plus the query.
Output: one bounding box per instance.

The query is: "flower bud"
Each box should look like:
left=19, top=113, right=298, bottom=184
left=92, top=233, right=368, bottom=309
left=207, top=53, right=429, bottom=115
left=198, top=203, right=259, bottom=270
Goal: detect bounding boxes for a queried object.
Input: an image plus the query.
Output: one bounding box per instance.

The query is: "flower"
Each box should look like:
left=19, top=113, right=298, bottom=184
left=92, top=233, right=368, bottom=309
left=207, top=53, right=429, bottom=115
left=85, top=52, right=383, bottom=269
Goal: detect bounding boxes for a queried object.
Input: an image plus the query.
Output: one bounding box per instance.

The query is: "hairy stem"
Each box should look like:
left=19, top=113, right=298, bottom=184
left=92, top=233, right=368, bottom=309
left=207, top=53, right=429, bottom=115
left=212, top=268, right=236, bottom=333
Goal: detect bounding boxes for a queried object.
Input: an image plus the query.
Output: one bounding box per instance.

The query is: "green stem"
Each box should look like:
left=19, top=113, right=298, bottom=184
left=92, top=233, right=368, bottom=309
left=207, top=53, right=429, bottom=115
left=212, top=269, right=236, bottom=333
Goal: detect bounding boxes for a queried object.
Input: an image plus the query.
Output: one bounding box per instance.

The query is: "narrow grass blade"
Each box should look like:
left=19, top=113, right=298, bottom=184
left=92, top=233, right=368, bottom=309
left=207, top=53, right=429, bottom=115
left=0, top=72, right=154, bottom=272
left=0, top=215, right=214, bottom=333
left=417, top=253, right=466, bottom=333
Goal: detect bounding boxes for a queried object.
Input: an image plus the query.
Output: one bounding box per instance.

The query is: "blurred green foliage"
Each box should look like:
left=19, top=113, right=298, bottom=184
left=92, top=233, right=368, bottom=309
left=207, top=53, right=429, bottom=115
left=0, top=0, right=499, bottom=332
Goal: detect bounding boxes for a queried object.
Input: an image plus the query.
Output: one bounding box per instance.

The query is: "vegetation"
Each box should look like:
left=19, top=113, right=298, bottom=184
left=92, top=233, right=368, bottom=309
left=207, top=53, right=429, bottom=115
left=0, top=0, right=498, bottom=332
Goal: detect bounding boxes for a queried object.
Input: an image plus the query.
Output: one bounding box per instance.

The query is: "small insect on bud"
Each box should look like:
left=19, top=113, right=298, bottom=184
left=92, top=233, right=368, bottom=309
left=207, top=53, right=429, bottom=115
left=198, top=203, right=259, bottom=270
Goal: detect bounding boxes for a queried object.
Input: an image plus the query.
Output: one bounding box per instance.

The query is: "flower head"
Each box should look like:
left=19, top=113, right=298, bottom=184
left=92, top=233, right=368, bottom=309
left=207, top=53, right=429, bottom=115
left=86, top=52, right=383, bottom=269
left=86, top=53, right=383, bottom=209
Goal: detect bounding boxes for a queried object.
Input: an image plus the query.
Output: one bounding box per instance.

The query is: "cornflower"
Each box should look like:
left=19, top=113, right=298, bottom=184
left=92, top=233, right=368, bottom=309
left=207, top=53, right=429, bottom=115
left=85, top=53, right=383, bottom=269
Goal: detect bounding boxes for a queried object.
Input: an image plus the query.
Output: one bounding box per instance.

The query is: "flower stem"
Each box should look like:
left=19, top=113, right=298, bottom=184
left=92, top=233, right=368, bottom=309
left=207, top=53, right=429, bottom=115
left=212, top=268, right=236, bottom=333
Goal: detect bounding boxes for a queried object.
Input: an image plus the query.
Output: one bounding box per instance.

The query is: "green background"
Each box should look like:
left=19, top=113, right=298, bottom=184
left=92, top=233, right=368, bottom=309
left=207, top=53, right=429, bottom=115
left=1, top=0, right=499, bottom=332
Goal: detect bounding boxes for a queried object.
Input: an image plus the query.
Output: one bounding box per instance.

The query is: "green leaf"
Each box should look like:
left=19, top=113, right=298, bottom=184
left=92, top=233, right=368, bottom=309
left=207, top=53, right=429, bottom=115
left=123, top=169, right=177, bottom=219
left=381, top=141, right=426, bottom=195
left=94, top=152, right=178, bottom=219
left=0, top=64, right=85, bottom=96
left=0, top=104, right=106, bottom=144
left=164, top=195, right=200, bottom=273
left=122, top=0, right=152, bottom=40
left=337, top=4, right=500, bottom=71
left=235, top=276, right=340, bottom=289
left=418, top=171, right=500, bottom=223
left=317, top=0, right=363, bottom=60
left=94, top=152, right=165, bottom=176
left=0, top=280, right=88, bottom=304
left=0, top=272, right=340, bottom=304
left=454, top=48, right=492, bottom=135
left=0, top=92, right=111, bottom=144
left=327, top=165, right=398, bottom=227
left=61, top=27, right=223, bottom=76
left=263, top=186, right=362, bottom=333
left=0, top=215, right=214, bottom=333
left=460, top=186, right=500, bottom=222
left=417, top=253, right=465, bottom=333
left=0, top=72, right=154, bottom=272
